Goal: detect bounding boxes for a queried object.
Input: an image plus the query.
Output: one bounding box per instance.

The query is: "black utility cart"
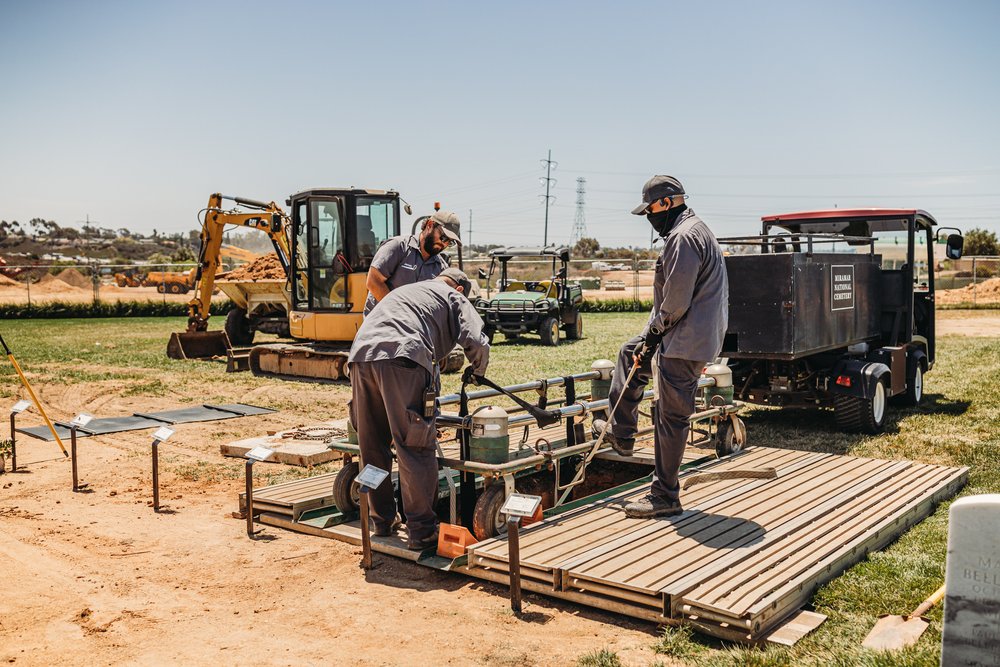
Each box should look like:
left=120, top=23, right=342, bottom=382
left=719, top=208, right=964, bottom=433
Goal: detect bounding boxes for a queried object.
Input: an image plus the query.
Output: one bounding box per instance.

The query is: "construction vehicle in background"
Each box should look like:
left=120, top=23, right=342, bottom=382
left=143, top=267, right=197, bottom=293
left=167, top=188, right=413, bottom=382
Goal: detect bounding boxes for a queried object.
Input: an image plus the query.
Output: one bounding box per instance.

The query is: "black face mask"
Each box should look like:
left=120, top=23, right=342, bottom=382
left=647, top=211, right=673, bottom=237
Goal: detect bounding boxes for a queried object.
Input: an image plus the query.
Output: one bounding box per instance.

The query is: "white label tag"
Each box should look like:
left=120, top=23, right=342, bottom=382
left=11, top=400, right=31, bottom=414
left=501, top=493, right=542, bottom=518
left=356, top=464, right=389, bottom=490
left=246, top=446, right=274, bottom=462
left=152, top=426, right=175, bottom=442
left=71, top=413, right=94, bottom=427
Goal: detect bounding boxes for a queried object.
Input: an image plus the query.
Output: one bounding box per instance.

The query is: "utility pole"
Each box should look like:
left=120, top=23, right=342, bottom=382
left=539, top=150, right=557, bottom=246
left=468, top=209, right=473, bottom=252
left=570, top=177, right=587, bottom=247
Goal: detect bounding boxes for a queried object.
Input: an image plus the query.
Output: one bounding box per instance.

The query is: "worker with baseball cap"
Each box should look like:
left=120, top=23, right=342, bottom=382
left=348, top=269, right=489, bottom=550
left=593, top=175, right=729, bottom=518
left=363, top=210, right=463, bottom=315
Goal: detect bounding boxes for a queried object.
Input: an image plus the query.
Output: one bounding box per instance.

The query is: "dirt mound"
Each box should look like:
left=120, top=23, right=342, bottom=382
left=56, top=267, right=92, bottom=288
left=937, top=277, right=1000, bottom=305
left=225, top=253, right=285, bottom=281
left=0, top=274, right=20, bottom=286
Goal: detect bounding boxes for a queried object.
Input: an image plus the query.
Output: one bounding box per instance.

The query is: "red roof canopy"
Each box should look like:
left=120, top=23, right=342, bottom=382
left=761, top=208, right=929, bottom=222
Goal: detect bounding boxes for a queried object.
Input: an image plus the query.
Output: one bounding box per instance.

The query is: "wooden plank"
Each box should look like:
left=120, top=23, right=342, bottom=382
left=221, top=440, right=342, bottom=467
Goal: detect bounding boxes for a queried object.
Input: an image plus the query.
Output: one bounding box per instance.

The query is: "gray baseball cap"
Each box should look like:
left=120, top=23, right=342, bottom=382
left=439, top=267, right=472, bottom=296
left=430, top=210, right=462, bottom=245
left=630, top=175, right=686, bottom=215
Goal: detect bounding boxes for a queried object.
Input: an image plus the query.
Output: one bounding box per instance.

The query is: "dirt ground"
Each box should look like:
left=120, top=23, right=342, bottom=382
left=1, top=370, right=674, bottom=667
left=1, top=310, right=996, bottom=666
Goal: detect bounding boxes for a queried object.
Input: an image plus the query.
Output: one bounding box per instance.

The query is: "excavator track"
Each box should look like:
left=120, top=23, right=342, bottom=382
left=248, top=343, right=352, bottom=382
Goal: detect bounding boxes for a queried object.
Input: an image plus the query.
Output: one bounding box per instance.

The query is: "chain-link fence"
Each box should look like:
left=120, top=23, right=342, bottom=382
left=0, top=262, right=234, bottom=307
left=936, top=256, right=1000, bottom=306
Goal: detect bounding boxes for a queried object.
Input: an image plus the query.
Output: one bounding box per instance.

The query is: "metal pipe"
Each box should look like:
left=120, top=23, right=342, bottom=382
left=245, top=459, right=258, bottom=538
left=9, top=412, right=16, bottom=473
left=436, top=371, right=601, bottom=407
left=71, top=426, right=80, bottom=492
left=508, top=516, right=522, bottom=613
left=360, top=489, right=373, bottom=569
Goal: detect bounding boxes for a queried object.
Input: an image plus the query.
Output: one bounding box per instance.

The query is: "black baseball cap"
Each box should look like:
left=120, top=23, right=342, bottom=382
left=631, top=175, right=686, bottom=215
left=439, top=267, right=472, bottom=297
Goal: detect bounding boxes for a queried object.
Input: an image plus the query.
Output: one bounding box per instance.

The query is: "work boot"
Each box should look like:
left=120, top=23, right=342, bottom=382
left=624, top=493, right=683, bottom=519
left=373, top=514, right=402, bottom=538
left=591, top=419, right=635, bottom=456
left=407, top=527, right=439, bottom=552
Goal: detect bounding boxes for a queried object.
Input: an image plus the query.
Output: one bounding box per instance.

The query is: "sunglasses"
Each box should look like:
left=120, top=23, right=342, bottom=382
left=433, top=224, right=455, bottom=247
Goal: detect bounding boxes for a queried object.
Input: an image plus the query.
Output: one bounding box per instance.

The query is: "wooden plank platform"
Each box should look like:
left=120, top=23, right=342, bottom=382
left=222, top=421, right=347, bottom=467
left=465, top=446, right=967, bottom=642
left=240, top=472, right=339, bottom=520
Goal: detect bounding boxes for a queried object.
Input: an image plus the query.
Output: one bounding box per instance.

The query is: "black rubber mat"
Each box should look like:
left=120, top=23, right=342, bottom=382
left=16, top=424, right=75, bottom=441
left=15, top=403, right=276, bottom=441
left=135, top=405, right=242, bottom=424
left=205, top=403, right=276, bottom=417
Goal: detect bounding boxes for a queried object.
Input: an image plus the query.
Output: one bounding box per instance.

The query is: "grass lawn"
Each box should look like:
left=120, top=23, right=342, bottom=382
left=1, top=314, right=997, bottom=666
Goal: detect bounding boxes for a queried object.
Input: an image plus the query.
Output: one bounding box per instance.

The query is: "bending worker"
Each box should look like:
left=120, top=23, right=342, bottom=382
left=348, top=268, right=490, bottom=550
left=363, top=210, right=462, bottom=315
left=593, top=175, right=728, bottom=519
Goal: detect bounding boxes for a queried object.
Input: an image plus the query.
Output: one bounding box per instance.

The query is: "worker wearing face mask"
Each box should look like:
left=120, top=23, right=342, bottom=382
left=592, top=175, right=729, bottom=519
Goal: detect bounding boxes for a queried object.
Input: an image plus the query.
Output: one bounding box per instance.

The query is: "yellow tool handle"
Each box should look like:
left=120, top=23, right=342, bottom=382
left=5, top=349, right=69, bottom=457
left=910, top=584, right=946, bottom=619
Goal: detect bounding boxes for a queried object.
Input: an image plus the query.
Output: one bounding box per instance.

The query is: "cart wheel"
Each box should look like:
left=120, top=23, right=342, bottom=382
left=834, top=378, right=887, bottom=434
left=332, top=461, right=361, bottom=514
left=715, top=417, right=746, bottom=458
left=539, top=317, right=560, bottom=346
left=169, top=283, right=182, bottom=294
left=566, top=312, right=584, bottom=340
left=504, top=331, right=519, bottom=341
left=472, top=483, right=509, bottom=541
left=902, top=364, right=924, bottom=407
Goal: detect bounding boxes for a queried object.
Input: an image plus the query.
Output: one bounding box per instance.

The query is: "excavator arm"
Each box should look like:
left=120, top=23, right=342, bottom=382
left=167, top=193, right=292, bottom=360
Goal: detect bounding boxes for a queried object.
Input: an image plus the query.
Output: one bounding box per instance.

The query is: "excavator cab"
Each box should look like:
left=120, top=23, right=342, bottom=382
left=285, top=188, right=401, bottom=341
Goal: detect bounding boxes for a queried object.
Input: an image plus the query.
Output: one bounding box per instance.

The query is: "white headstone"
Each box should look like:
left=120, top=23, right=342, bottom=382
left=941, top=494, right=1000, bottom=666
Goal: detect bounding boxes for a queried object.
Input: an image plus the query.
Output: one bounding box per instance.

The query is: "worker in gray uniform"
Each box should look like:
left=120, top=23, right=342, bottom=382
left=348, top=268, right=490, bottom=550
left=363, top=210, right=462, bottom=315
left=593, top=175, right=728, bottom=519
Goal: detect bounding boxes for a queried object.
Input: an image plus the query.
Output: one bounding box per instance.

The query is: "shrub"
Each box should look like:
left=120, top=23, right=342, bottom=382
left=0, top=299, right=233, bottom=319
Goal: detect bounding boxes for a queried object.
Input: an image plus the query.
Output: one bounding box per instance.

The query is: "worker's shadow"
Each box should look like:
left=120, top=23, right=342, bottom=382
left=601, top=501, right=766, bottom=548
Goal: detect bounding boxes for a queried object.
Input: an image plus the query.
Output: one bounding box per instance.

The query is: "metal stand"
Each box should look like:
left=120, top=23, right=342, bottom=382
left=9, top=411, right=16, bottom=473
left=70, top=425, right=88, bottom=492
left=360, top=488, right=373, bottom=570
left=151, top=439, right=160, bottom=511
left=245, top=459, right=261, bottom=538
left=507, top=515, right=523, bottom=613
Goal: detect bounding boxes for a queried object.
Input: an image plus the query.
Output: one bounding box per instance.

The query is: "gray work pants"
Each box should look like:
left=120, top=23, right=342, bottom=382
left=608, top=336, right=704, bottom=500
left=349, top=359, right=439, bottom=542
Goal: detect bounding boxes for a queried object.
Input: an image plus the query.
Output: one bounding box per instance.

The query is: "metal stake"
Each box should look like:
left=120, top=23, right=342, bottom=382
left=245, top=459, right=261, bottom=538
left=507, top=515, right=523, bottom=613
left=151, top=439, right=160, bottom=511
left=9, top=411, right=16, bottom=473
left=360, top=488, right=373, bottom=569
left=71, top=425, right=82, bottom=491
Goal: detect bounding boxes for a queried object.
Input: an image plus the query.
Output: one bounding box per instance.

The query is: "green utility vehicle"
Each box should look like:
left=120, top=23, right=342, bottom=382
left=476, top=246, right=584, bottom=345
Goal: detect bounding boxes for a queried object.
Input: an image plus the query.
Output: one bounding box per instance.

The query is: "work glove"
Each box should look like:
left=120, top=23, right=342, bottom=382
left=633, top=327, right=663, bottom=367
left=461, top=365, right=483, bottom=386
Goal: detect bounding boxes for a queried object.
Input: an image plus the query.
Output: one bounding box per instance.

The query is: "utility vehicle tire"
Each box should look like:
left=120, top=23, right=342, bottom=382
left=834, top=378, right=887, bottom=434
left=168, top=283, right=182, bottom=294
left=472, top=483, right=509, bottom=541
left=157, top=285, right=166, bottom=294
left=566, top=312, right=584, bottom=340
left=484, top=327, right=495, bottom=344
left=715, top=417, right=746, bottom=458
left=225, top=307, right=254, bottom=347
left=901, top=364, right=924, bottom=407
left=332, top=461, right=361, bottom=514
left=539, top=317, right=560, bottom=346
left=504, top=331, right=519, bottom=341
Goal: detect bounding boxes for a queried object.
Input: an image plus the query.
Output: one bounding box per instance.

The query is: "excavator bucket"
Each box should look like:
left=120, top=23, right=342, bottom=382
left=166, top=330, right=231, bottom=360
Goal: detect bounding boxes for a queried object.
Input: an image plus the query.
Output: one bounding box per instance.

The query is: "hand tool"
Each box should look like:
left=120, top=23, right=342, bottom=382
left=0, top=333, right=68, bottom=456
left=862, top=584, right=945, bottom=650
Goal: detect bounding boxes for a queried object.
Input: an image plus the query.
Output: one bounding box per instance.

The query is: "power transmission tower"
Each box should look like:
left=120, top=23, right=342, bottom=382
left=570, top=177, right=587, bottom=247
left=539, top=149, right=557, bottom=246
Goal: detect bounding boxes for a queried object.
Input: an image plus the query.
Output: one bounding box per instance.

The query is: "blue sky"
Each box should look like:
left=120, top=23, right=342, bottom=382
left=1, top=0, right=998, bottom=248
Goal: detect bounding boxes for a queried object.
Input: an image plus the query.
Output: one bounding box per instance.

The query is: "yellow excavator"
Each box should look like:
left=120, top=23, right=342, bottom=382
left=167, top=188, right=409, bottom=381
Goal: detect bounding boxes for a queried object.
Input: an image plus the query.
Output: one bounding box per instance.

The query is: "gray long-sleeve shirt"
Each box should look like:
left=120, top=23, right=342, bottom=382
left=363, top=235, right=449, bottom=315
left=349, top=279, right=490, bottom=379
left=645, top=208, right=729, bottom=362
